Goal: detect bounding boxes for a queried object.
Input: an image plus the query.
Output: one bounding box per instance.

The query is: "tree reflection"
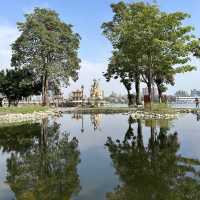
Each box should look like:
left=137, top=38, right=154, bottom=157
left=0, top=119, right=81, bottom=200
left=0, top=123, right=40, bottom=153
left=106, top=117, right=200, bottom=200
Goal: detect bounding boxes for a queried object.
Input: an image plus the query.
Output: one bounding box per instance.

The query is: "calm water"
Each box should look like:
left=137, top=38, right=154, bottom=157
left=1, top=113, right=200, bottom=199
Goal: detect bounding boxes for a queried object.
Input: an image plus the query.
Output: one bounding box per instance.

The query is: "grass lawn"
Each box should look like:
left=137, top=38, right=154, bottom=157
left=0, top=105, right=49, bottom=114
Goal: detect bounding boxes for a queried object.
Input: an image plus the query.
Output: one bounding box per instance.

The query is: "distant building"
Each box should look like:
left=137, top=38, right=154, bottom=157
left=191, top=89, right=200, bottom=97
left=72, top=89, right=83, bottom=101
left=69, top=86, right=84, bottom=106
left=68, top=80, right=105, bottom=107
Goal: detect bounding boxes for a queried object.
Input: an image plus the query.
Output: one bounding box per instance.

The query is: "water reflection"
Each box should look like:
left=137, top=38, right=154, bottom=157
left=0, top=119, right=80, bottom=200
left=195, top=113, right=200, bottom=121
left=90, top=114, right=102, bottom=131
left=72, top=113, right=103, bottom=132
left=0, top=114, right=200, bottom=199
left=106, top=117, right=200, bottom=199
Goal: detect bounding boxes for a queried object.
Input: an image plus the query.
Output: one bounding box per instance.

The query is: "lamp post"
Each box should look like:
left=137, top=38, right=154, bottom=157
left=81, top=85, right=84, bottom=133
left=81, top=85, right=84, bottom=107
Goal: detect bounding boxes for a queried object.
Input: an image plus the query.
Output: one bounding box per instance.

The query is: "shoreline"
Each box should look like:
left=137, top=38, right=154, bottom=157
left=0, top=106, right=199, bottom=125
left=57, top=106, right=200, bottom=114
left=0, top=109, right=61, bottom=125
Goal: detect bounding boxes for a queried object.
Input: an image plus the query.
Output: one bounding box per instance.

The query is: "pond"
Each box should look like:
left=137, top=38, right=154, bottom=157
left=0, top=113, right=200, bottom=199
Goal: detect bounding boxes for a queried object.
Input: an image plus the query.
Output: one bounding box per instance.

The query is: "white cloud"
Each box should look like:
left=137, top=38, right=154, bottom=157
left=0, top=24, right=19, bottom=69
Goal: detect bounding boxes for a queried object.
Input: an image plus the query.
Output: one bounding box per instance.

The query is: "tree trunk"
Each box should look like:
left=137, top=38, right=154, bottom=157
left=145, top=80, right=152, bottom=110
left=0, top=99, right=2, bottom=107
left=127, top=90, right=133, bottom=106
left=147, top=54, right=152, bottom=104
left=135, top=77, right=141, bottom=105
left=147, top=81, right=152, bottom=103
left=42, top=73, right=49, bottom=106
left=8, top=99, right=11, bottom=107
left=157, top=85, right=162, bottom=103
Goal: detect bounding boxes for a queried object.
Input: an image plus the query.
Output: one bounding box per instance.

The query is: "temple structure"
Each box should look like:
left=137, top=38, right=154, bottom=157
left=69, top=86, right=84, bottom=106
left=68, top=80, right=105, bottom=107
left=88, top=79, right=105, bottom=106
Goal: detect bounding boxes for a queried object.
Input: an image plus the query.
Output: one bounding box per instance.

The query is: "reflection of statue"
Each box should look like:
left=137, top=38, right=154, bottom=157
left=1, top=120, right=81, bottom=200
left=72, top=113, right=82, bottom=120
left=91, top=114, right=102, bottom=131
left=106, top=118, right=200, bottom=199
left=90, top=79, right=103, bottom=99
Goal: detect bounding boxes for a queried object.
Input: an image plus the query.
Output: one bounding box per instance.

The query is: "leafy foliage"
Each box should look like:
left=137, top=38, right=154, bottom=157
left=0, top=68, right=41, bottom=106
left=102, top=1, right=198, bottom=104
left=11, top=8, right=81, bottom=105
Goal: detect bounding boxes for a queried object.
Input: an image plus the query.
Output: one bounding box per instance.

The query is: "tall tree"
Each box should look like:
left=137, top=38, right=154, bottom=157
left=11, top=8, right=81, bottom=106
left=102, top=2, right=197, bottom=104
left=123, top=3, right=197, bottom=102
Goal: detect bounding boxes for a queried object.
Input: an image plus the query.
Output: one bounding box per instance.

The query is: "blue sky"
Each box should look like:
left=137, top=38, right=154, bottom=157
left=0, top=0, right=200, bottom=96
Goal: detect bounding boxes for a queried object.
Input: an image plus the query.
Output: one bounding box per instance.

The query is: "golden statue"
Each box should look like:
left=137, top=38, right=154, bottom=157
left=90, top=79, right=103, bottom=99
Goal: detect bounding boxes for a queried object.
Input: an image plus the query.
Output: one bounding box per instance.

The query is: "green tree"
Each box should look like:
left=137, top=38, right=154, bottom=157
left=0, top=68, right=41, bottom=106
left=102, top=1, right=197, bottom=104
left=102, top=2, right=142, bottom=105
left=122, top=2, right=196, bottom=102
left=11, top=8, right=81, bottom=106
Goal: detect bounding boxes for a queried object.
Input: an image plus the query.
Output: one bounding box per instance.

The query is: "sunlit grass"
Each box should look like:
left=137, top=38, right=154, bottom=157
left=0, top=105, right=49, bottom=114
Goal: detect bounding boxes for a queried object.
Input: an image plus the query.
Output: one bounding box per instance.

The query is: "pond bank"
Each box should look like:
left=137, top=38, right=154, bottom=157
left=59, top=106, right=200, bottom=113
left=1, top=106, right=200, bottom=125
left=130, top=111, right=179, bottom=120
left=0, top=109, right=61, bottom=125
left=58, top=106, right=200, bottom=120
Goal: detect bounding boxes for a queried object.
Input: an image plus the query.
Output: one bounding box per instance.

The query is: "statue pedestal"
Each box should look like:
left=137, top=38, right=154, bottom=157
left=88, top=97, right=105, bottom=107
